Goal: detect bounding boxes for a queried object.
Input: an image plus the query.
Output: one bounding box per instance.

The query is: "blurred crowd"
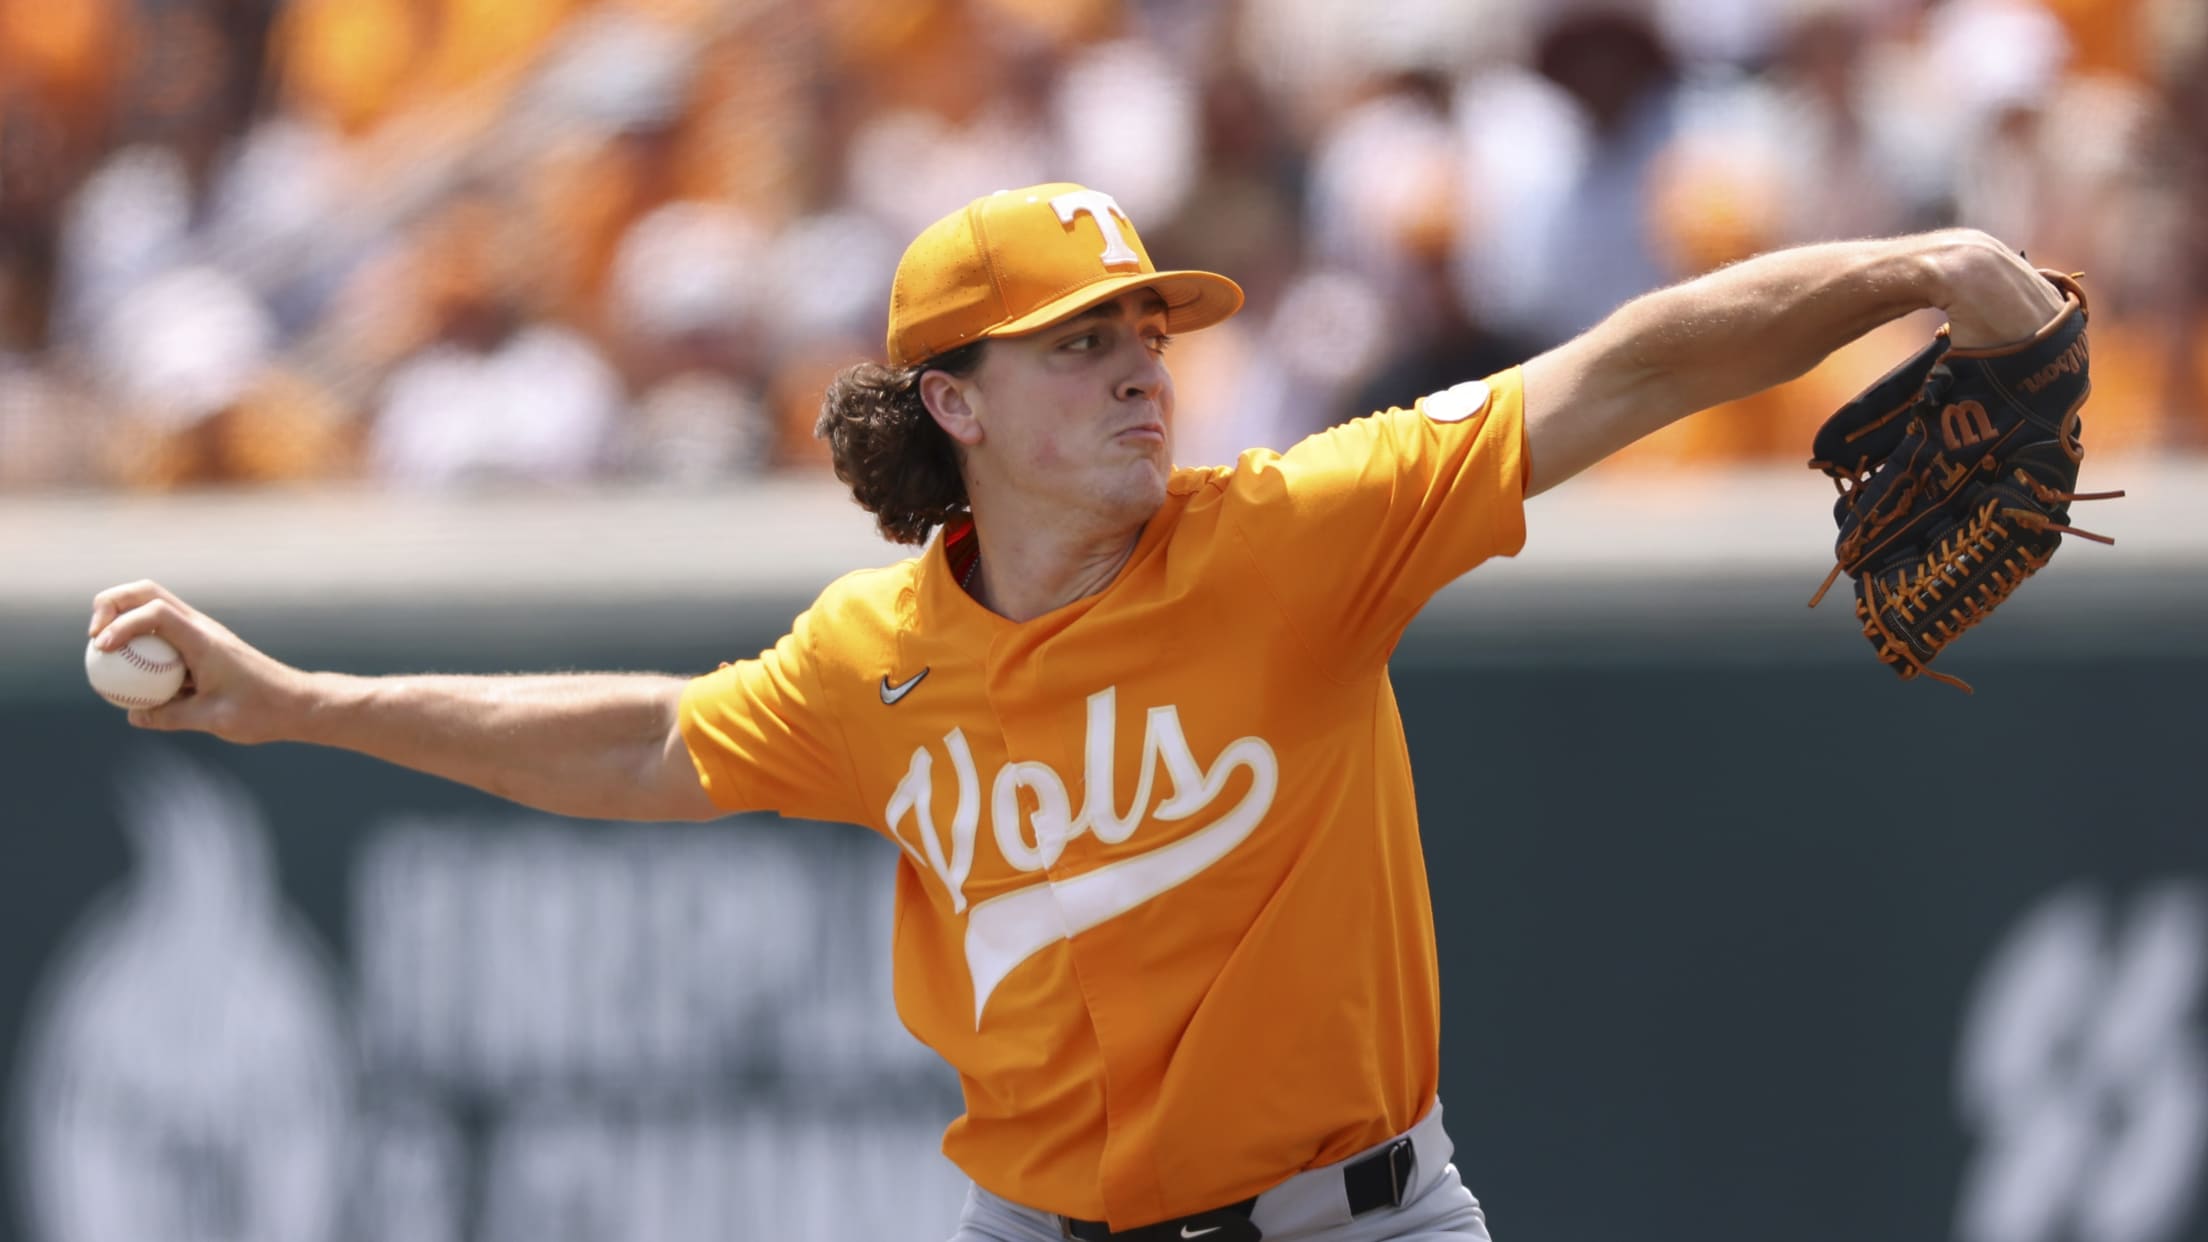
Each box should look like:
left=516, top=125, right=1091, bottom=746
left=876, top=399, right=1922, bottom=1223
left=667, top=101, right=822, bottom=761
left=0, top=0, right=2202, bottom=493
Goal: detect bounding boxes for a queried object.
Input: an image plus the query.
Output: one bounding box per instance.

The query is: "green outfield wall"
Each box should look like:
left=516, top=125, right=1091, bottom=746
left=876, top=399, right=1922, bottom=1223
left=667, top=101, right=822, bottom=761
left=4, top=492, right=2203, bottom=1242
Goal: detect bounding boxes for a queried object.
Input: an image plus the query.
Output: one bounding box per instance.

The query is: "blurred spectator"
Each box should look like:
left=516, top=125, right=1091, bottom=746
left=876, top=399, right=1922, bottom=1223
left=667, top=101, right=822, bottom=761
left=1505, top=5, right=1684, bottom=346
left=1756, top=1, right=1933, bottom=242
left=677, top=14, right=821, bottom=222
left=836, top=2, right=1058, bottom=240
left=86, top=264, right=354, bottom=489
left=1054, top=37, right=1200, bottom=224
left=1941, top=0, right=2078, bottom=253
left=0, top=359, right=98, bottom=487
left=1307, top=69, right=1460, bottom=301
left=1304, top=65, right=1535, bottom=423
left=365, top=193, right=623, bottom=487
left=0, top=0, right=130, bottom=351
left=603, top=200, right=776, bottom=482
left=524, top=7, right=702, bottom=335
left=752, top=206, right=900, bottom=469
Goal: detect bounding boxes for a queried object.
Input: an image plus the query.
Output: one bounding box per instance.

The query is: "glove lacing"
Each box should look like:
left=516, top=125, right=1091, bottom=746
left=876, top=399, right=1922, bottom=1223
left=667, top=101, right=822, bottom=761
left=1842, top=479, right=2123, bottom=693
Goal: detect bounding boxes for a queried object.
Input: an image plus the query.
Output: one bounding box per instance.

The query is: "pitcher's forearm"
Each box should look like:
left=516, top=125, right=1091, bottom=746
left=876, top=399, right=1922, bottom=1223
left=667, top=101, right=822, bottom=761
left=86, top=581, right=718, bottom=821
left=1605, top=237, right=1936, bottom=420
left=293, top=671, right=696, bottom=820
left=1524, top=239, right=1934, bottom=493
left=1521, top=230, right=2068, bottom=496
left=1612, top=229, right=2066, bottom=422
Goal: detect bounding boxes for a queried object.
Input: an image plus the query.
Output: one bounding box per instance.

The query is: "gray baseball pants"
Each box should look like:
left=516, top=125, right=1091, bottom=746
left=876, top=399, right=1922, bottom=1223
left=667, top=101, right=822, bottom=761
left=947, top=1099, right=1491, bottom=1242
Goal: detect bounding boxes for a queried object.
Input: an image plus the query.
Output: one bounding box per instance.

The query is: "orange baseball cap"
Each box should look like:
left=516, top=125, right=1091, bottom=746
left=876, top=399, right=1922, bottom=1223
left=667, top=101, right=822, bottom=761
left=886, top=183, right=1245, bottom=367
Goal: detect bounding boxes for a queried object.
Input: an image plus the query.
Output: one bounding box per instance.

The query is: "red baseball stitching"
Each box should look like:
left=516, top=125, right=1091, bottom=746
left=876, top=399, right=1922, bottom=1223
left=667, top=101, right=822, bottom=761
left=100, top=691, right=171, bottom=707
left=119, top=644, right=181, bottom=673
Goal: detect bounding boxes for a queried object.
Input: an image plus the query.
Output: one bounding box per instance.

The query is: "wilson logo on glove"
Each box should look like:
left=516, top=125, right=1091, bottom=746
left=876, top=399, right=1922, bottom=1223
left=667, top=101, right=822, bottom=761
left=1940, top=400, right=1996, bottom=451
left=1806, top=270, right=2124, bottom=693
left=2018, top=338, right=2090, bottom=395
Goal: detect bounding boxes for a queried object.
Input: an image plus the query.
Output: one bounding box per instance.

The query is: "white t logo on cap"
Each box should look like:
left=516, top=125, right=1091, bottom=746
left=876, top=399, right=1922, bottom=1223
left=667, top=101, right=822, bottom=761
left=1050, top=190, right=1142, bottom=271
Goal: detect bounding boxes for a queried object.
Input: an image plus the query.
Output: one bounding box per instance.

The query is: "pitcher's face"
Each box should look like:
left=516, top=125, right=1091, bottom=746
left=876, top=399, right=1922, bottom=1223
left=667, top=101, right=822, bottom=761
left=951, top=289, right=1178, bottom=526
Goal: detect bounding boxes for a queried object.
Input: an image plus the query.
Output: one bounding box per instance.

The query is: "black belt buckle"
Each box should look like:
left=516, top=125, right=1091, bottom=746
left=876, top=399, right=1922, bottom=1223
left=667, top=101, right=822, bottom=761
left=1343, top=1136, right=1417, bottom=1217
left=1060, top=1198, right=1260, bottom=1242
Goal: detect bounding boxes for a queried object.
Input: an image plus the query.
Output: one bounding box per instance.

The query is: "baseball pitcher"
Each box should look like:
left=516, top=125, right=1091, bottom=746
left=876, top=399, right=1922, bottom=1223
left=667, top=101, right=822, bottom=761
left=88, top=183, right=2088, bottom=1241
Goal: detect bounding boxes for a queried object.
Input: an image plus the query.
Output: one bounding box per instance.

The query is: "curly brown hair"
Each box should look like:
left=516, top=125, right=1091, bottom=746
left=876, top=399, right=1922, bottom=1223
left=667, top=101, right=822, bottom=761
left=815, top=341, right=987, bottom=545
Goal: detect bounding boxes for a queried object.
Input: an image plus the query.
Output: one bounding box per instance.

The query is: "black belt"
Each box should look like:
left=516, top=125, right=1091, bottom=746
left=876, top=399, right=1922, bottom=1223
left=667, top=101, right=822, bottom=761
left=1059, top=1136, right=1417, bottom=1242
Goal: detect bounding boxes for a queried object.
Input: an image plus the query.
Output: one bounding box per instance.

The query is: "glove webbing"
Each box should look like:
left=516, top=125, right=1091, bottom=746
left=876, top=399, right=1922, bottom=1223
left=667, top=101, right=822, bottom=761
left=1844, top=478, right=2122, bottom=693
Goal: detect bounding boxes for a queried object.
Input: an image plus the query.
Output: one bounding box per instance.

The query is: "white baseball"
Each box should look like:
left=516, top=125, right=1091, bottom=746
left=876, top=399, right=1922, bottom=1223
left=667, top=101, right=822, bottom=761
left=85, top=634, right=188, bottom=710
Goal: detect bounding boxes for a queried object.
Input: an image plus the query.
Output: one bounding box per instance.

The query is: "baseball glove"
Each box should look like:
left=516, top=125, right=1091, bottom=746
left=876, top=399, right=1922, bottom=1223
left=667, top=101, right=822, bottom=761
left=1807, top=270, right=2122, bottom=692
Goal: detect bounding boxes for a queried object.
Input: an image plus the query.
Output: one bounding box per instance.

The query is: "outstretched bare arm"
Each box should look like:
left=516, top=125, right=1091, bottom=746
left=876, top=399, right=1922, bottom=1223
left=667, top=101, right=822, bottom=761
left=1519, top=228, right=2069, bottom=498
left=87, top=580, right=720, bottom=823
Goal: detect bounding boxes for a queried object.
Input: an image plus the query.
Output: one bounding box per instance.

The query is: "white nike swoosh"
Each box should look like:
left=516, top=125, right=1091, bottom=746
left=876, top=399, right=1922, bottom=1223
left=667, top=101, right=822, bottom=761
left=1181, top=1228, right=1221, bottom=1239
left=961, top=737, right=1277, bottom=1026
left=880, top=669, right=929, bottom=705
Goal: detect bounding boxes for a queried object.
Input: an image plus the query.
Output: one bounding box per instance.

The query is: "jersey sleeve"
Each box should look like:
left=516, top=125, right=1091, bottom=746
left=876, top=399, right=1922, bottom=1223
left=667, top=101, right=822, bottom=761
left=677, top=602, right=865, bottom=825
left=1225, top=367, right=1530, bottom=671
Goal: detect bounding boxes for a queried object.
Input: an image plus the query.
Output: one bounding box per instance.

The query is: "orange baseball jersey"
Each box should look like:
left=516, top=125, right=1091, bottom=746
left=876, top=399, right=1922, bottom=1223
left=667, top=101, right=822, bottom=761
left=680, top=368, right=1529, bottom=1228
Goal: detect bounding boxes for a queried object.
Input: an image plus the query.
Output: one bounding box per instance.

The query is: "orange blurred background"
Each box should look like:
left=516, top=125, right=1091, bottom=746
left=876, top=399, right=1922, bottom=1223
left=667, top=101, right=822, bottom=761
left=0, top=0, right=2198, bottom=494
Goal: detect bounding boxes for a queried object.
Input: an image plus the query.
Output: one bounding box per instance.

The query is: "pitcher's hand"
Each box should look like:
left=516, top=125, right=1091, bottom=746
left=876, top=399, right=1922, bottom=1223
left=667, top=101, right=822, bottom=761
left=1929, top=229, right=2070, bottom=348
left=88, top=581, right=311, bottom=744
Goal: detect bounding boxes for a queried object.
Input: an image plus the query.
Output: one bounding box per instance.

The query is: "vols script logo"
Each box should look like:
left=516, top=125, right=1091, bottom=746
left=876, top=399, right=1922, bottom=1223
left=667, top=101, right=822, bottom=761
left=1954, top=883, right=2208, bottom=1242
left=884, top=686, right=1278, bottom=1027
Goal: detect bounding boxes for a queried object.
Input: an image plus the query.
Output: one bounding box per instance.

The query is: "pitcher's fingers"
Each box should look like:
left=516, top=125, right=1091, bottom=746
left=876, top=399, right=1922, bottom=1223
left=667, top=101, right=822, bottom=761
left=128, top=678, right=219, bottom=733
left=88, top=580, right=181, bottom=637
left=93, top=597, right=194, bottom=654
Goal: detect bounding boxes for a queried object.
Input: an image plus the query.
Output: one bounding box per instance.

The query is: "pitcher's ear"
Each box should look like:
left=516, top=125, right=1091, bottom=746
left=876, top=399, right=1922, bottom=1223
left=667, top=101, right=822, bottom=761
left=920, top=370, right=983, bottom=447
